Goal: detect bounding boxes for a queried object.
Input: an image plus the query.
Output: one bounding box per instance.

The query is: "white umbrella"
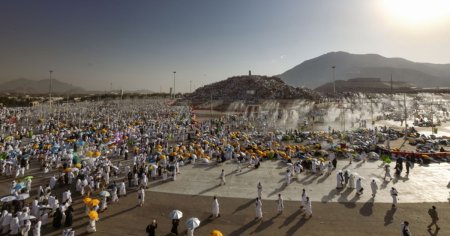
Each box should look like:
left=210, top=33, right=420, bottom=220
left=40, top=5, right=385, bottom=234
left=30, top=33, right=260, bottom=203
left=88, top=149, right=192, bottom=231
left=186, top=217, right=200, bottom=229
left=17, top=193, right=30, bottom=200
left=22, top=215, right=36, bottom=220
left=286, top=163, right=293, bottom=166
left=99, top=191, right=110, bottom=197
left=1, top=195, right=17, bottom=202
left=38, top=205, right=53, bottom=210
left=353, top=172, right=365, bottom=180
left=169, top=210, right=183, bottom=220
left=71, top=167, right=79, bottom=172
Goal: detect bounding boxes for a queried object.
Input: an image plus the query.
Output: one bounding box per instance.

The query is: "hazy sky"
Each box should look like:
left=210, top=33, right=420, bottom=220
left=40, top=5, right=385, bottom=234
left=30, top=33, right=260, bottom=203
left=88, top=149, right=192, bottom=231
left=1, top=0, right=450, bottom=92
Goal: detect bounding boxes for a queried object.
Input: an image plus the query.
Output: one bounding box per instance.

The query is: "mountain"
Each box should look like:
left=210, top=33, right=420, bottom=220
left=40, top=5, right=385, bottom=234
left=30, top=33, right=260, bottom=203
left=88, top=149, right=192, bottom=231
left=315, top=78, right=415, bottom=93
left=279, top=52, right=450, bottom=89
left=189, top=75, right=320, bottom=101
left=0, top=78, right=85, bottom=94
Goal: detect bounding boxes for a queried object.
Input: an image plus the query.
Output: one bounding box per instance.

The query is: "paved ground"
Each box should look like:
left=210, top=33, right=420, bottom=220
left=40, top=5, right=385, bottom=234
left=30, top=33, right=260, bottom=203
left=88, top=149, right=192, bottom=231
left=2, top=157, right=450, bottom=236
left=151, top=159, right=450, bottom=203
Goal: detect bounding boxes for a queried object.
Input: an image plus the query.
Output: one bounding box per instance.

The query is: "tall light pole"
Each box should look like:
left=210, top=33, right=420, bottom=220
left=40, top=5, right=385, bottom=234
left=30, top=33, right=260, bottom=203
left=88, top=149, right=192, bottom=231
left=332, top=66, right=336, bottom=96
left=49, top=70, right=53, bottom=112
left=190, top=80, right=192, bottom=93
left=173, top=71, right=176, bottom=98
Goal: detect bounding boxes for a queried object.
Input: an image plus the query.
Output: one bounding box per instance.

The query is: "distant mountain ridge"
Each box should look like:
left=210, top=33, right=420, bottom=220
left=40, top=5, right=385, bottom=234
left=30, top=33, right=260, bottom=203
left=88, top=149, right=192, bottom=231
left=279, top=52, right=450, bottom=89
left=0, top=78, right=85, bottom=94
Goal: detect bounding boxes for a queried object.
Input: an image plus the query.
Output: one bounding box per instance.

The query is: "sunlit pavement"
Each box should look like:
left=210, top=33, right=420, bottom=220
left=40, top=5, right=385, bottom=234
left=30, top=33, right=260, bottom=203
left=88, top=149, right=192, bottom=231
left=151, top=159, right=450, bottom=203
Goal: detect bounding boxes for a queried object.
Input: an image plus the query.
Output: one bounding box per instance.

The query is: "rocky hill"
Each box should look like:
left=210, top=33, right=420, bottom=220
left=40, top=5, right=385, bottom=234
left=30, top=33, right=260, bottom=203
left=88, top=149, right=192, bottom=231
left=189, top=75, right=320, bottom=102
left=279, top=51, right=450, bottom=89
left=0, top=78, right=85, bottom=94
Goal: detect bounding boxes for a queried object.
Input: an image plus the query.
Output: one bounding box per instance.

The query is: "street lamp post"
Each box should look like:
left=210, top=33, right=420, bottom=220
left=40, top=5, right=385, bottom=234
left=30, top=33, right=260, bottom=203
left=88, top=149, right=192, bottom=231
left=173, top=71, right=176, bottom=98
left=49, top=70, right=53, bottom=112
left=332, top=66, right=336, bottom=96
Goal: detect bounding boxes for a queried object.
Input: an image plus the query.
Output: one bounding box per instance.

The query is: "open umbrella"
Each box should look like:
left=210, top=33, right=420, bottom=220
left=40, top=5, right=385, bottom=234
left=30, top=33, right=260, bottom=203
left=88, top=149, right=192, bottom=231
left=210, top=230, right=223, bottom=236
left=17, top=193, right=30, bottom=200
left=83, top=197, right=92, bottom=205
left=1, top=195, right=17, bottom=202
left=22, top=215, right=36, bottom=220
left=186, top=217, right=200, bottom=230
left=88, top=210, right=99, bottom=220
left=169, top=210, right=183, bottom=220
left=13, top=183, right=25, bottom=191
left=23, top=176, right=33, bottom=180
left=38, top=205, right=53, bottom=210
left=90, top=199, right=100, bottom=206
left=99, top=191, right=110, bottom=197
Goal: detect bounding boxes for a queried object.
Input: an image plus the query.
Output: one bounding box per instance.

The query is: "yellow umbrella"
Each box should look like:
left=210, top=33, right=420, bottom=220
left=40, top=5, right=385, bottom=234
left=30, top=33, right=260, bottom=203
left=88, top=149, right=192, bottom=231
left=90, top=199, right=100, bottom=206
left=88, top=210, right=99, bottom=220
left=83, top=197, right=92, bottom=205
left=75, top=163, right=81, bottom=168
left=64, top=168, right=72, bottom=173
left=210, top=230, right=223, bottom=236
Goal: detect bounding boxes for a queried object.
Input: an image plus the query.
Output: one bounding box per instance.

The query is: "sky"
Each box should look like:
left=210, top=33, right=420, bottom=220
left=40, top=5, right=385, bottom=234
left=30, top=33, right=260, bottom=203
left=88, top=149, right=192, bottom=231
left=1, top=0, right=450, bottom=92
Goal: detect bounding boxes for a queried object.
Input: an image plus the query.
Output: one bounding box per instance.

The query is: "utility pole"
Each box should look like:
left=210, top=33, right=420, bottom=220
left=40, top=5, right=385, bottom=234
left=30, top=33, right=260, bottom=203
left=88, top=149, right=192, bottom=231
left=390, top=73, right=393, bottom=92
left=403, top=94, right=408, bottom=138
left=431, top=93, right=434, bottom=134
left=49, top=70, right=53, bottom=113
left=190, top=80, right=192, bottom=93
left=210, top=92, right=213, bottom=117
left=173, top=71, right=176, bottom=99
left=332, top=66, right=336, bottom=96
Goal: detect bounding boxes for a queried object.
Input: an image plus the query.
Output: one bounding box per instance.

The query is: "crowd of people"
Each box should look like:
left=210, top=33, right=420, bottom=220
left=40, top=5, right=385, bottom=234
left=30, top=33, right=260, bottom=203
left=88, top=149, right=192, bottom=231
left=0, top=99, right=445, bottom=235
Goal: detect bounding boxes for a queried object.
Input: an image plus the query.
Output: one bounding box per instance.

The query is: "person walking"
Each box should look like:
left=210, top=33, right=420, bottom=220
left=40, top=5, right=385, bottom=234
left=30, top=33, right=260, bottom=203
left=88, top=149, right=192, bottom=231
left=211, top=196, right=220, bottom=218
left=138, top=186, right=145, bottom=207
left=356, top=177, right=363, bottom=195
left=171, top=219, right=179, bottom=235
left=384, top=164, right=392, bottom=181
left=285, top=169, right=291, bottom=185
left=336, top=170, right=344, bottom=189
left=390, top=187, right=398, bottom=208
left=257, top=182, right=262, bottom=199
left=277, top=194, right=284, bottom=214
left=427, top=206, right=440, bottom=230
left=255, top=197, right=263, bottom=220
left=300, top=188, right=307, bottom=209
left=370, top=179, right=378, bottom=198
left=219, top=169, right=226, bottom=186
left=401, top=221, right=411, bottom=236
left=304, top=197, right=312, bottom=218
left=348, top=173, right=356, bottom=189
left=405, top=161, right=411, bottom=176
left=145, top=219, right=157, bottom=236
left=343, top=170, right=350, bottom=186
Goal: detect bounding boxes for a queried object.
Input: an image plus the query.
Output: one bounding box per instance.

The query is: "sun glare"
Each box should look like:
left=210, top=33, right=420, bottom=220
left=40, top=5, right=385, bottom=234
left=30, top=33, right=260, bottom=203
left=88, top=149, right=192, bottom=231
left=381, top=0, right=450, bottom=26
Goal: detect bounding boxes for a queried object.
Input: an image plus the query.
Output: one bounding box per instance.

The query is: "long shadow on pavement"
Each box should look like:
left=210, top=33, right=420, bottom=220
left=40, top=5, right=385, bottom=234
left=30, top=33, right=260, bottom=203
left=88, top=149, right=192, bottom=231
left=228, top=218, right=259, bottom=236
left=383, top=207, right=397, bottom=226
left=232, top=199, right=254, bottom=214
left=251, top=213, right=280, bottom=234
left=321, top=188, right=340, bottom=203
left=359, top=198, right=374, bottom=216
left=317, top=174, right=330, bottom=184
left=197, top=184, right=221, bottom=195
left=285, top=216, right=308, bottom=236
left=278, top=209, right=302, bottom=229
left=268, top=183, right=288, bottom=198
